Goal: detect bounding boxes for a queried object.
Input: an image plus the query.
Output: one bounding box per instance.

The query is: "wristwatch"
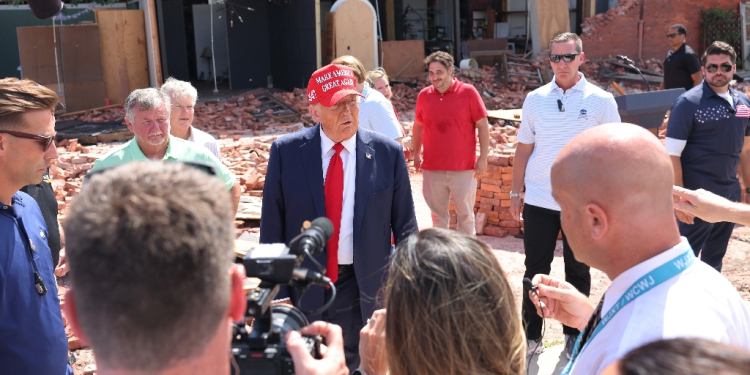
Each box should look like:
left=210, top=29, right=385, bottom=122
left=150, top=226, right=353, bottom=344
left=510, top=192, right=521, bottom=198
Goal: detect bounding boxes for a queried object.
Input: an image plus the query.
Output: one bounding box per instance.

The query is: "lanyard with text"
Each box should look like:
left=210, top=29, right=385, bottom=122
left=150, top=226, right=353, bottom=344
left=561, top=248, right=696, bottom=375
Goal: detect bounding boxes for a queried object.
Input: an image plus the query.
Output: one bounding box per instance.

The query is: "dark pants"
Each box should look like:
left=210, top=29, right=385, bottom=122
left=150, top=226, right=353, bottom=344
left=679, top=218, right=734, bottom=272
left=322, top=266, right=363, bottom=372
left=521, top=204, right=591, bottom=340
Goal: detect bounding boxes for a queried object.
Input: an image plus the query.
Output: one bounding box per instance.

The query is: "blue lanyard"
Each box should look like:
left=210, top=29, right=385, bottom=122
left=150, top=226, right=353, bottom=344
left=561, top=248, right=696, bottom=375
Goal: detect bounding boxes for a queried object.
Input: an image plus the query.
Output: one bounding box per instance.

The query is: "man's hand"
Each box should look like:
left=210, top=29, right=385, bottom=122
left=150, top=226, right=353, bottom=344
left=474, top=156, right=488, bottom=178
left=674, top=209, right=695, bottom=224
left=287, top=322, right=348, bottom=375
left=510, top=197, right=522, bottom=222
left=359, top=309, right=388, bottom=375
left=54, top=247, right=69, bottom=277
left=673, top=186, right=734, bottom=223
left=529, top=274, right=595, bottom=331
left=413, top=152, right=422, bottom=173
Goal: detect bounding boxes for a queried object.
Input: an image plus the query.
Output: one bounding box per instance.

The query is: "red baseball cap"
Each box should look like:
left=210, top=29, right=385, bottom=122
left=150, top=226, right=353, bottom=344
left=307, top=64, right=363, bottom=107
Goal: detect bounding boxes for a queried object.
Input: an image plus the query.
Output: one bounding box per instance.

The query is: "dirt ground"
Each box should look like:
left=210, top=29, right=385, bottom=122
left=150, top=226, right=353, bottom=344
left=409, top=172, right=750, bottom=346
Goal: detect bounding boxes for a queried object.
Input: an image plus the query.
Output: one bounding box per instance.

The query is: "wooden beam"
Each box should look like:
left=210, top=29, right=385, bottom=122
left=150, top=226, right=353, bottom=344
left=386, top=0, right=395, bottom=41
left=140, top=0, right=163, bottom=87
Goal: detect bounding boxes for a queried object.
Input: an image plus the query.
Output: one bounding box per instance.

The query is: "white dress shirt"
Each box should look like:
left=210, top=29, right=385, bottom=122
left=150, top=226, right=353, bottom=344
left=320, top=128, right=356, bottom=265
left=358, top=85, right=403, bottom=140
left=187, top=126, right=221, bottom=160
left=570, top=237, right=750, bottom=374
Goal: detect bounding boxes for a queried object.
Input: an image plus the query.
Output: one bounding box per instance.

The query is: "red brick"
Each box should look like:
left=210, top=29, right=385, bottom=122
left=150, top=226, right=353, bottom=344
left=498, top=213, right=515, bottom=221
left=494, top=192, right=511, bottom=200
left=501, top=173, right=513, bottom=180
left=488, top=218, right=500, bottom=226
left=478, top=203, right=494, bottom=211
left=500, top=167, right=513, bottom=174
left=480, top=197, right=500, bottom=206
left=506, top=228, right=522, bottom=236
left=499, top=220, right=521, bottom=228
left=499, top=199, right=511, bottom=207
left=481, top=184, right=502, bottom=192
left=493, top=206, right=510, bottom=213
left=483, top=225, right=508, bottom=237
left=477, top=209, right=499, bottom=219
left=481, top=190, right=495, bottom=198
left=481, top=178, right=502, bottom=186
left=501, top=186, right=512, bottom=193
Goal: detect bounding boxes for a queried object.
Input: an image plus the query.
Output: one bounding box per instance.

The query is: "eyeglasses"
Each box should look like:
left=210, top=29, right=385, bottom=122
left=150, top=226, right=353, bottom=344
left=0, top=130, right=56, bottom=151
left=705, top=64, right=733, bottom=73
left=666, top=33, right=680, bottom=39
left=549, top=54, right=579, bottom=63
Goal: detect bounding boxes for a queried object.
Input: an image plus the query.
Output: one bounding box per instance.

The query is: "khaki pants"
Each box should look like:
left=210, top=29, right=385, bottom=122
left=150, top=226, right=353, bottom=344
left=422, top=170, right=477, bottom=236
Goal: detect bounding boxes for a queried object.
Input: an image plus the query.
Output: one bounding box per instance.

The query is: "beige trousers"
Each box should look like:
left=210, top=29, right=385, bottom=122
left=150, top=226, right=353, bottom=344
left=422, top=170, right=477, bottom=236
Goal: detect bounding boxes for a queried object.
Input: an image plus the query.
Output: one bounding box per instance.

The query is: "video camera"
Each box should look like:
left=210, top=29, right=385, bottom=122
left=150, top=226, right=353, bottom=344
left=231, top=217, right=336, bottom=375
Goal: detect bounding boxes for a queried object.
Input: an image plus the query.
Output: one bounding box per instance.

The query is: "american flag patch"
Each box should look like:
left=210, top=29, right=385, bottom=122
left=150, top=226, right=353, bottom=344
left=736, top=104, right=750, bottom=118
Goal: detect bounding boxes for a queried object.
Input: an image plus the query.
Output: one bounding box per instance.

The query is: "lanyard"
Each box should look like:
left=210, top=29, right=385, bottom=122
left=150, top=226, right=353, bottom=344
left=562, top=248, right=696, bottom=375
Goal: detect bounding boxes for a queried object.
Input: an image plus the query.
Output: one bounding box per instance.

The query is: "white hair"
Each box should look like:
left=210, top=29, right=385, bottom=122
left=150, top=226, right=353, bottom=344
left=160, top=77, right=198, bottom=105
left=124, top=88, right=171, bottom=123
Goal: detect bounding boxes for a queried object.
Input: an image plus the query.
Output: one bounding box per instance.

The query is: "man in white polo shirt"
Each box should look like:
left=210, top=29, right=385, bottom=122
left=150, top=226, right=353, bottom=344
left=529, top=123, right=750, bottom=375
left=510, top=32, right=620, bottom=357
left=331, top=56, right=403, bottom=145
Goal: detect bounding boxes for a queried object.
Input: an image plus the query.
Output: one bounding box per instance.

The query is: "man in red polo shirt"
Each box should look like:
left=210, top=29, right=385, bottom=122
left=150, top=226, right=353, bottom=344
left=413, top=51, right=490, bottom=235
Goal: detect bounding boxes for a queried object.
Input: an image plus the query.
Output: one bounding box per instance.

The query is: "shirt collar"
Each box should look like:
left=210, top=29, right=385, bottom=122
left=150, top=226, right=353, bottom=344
left=551, top=72, right=587, bottom=92
left=320, top=127, right=356, bottom=156
left=129, top=135, right=178, bottom=161
left=603, top=237, right=692, bottom=310
left=701, top=80, right=738, bottom=101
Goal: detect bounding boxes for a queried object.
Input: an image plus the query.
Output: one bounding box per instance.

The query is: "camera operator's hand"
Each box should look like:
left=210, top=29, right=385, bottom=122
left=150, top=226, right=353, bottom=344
left=359, top=309, right=388, bottom=375
left=286, top=321, right=348, bottom=375
left=529, top=274, right=595, bottom=331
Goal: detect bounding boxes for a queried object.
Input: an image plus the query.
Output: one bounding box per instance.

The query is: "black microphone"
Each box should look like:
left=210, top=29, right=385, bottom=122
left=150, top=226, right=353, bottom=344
left=288, top=217, right=333, bottom=257
left=730, top=107, right=737, bottom=114
left=27, top=0, right=63, bottom=20
left=523, top=277, right=537, bottom=292
left=292, top=267, right=331, bottom=286
left=557, top=99, right=564, bottom=112
left=617, top=55, right=635, bottom=65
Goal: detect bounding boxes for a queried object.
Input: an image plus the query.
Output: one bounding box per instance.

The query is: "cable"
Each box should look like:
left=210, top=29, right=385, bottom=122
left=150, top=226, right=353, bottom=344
left=526, top=288, right=546, bottom=375
left=297, top=281, right=337, bottom=316
left=304, top=248, right=326, bottom=273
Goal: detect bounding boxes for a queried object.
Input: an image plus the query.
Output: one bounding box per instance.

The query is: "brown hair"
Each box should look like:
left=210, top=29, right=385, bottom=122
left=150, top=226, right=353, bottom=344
left=618, top=338, right=750, bottom=375
left=549, top=32, right=583, bottom=53
left=383, top=228, right=525, bottom=375
left=702, top=41, right=737, bottom=65
left=0, top=78, right=58, bottom=130
left=331, top=55, right=367, bottom=84
left=64, top=162, right=234, bottom=372
left=424, top=51, right=454, bottom=71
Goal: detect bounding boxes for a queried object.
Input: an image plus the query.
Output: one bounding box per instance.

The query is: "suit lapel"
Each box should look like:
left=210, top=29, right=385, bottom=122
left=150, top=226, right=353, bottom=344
left=300, top=125, right=326, bottom=218
left=353, top=130, right=376, bottom=247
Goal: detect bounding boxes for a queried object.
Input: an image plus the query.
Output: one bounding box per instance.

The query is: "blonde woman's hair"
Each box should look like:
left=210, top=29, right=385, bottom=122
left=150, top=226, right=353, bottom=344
left=383, top=228, right=526, bottom=375
left=366, top=68, right=389, bottom=85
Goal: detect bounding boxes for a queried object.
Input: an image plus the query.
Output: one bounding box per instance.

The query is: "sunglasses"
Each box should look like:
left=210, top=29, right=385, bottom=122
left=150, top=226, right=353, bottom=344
left=666, top=33, right=681, bottom=39
left=0, top=130, right=56, bottom=151
left=549, top=54, right=579, bottom=63
left=705, top=64, right=733, bottom=73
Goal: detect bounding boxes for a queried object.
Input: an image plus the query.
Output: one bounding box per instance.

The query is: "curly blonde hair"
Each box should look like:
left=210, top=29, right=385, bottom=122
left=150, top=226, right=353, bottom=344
left=383, top=228, right=526, bottom=375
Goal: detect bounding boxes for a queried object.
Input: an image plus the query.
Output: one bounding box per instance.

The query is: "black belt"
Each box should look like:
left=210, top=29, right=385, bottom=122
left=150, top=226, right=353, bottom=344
left=338, top=264, right=354, bottom=274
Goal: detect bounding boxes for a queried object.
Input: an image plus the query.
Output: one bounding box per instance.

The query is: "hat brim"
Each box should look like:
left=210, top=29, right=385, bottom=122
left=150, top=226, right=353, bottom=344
left=319, top=89, right=364, bottom=107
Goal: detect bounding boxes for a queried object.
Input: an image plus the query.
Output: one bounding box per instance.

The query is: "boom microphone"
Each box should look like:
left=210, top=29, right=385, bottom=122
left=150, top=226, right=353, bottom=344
left=27, top=0, right=64, bottom=20
left=616, top=55, right=635, bottom=65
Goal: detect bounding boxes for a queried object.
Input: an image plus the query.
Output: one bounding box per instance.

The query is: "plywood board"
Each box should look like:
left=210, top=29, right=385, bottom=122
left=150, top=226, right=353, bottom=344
left=59, top=25, right=106, bottom=112
left=379, top=40, right=425, bottom=79
left=95, top=9, right=149, bottom=106
left=332, top=0, right=377, bottom=71
left=16, top=26, right=62, bottom=86
left=324, top=12, right=336, bottom=65
left=464, top=38, right=509, bottom=59
left=536, top=0, right=570, bottom=52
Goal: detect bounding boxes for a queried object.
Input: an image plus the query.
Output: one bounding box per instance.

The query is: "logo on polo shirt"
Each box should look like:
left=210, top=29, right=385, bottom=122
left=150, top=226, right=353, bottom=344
left=578, top=109, right=588, bottom=119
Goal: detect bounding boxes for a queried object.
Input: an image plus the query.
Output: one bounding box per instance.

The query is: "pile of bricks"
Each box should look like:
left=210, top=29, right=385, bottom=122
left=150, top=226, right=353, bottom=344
left=580, top=0, right=639, bottom=38
left=61, top=107, right=127, bottom=123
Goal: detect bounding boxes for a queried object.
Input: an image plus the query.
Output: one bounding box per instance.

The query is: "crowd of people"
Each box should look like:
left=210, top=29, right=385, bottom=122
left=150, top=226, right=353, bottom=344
left=2, top=24, right=750, bottom=375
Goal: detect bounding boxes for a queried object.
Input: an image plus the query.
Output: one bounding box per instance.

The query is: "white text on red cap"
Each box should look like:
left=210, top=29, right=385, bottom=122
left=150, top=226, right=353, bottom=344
left=315, top=69, right=355, bottom=85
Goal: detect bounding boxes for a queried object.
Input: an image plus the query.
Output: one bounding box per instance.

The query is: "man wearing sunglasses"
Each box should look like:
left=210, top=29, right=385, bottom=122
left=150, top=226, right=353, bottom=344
left=511, top=32, right=620, bottom=359
left=660, top=24, right=702, bottom=92
left=0, top=78, right=73, bottom=374
left=666, top=41, right=750, bottom=272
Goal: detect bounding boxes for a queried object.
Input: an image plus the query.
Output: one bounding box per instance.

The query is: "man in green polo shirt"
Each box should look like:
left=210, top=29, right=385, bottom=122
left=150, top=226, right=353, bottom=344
left=91, top=88, right=241, bottom=215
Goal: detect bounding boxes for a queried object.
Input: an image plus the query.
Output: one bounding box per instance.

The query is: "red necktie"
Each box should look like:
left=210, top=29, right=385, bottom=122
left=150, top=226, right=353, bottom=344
left=325, top=143, right=345, bottom=284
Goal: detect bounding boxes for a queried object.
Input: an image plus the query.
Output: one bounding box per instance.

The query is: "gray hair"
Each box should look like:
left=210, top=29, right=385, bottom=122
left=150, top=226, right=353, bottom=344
left=124, top=88, right=171, bottom=123
left=549, top=32, right=583, bottom=53
left=64, top=161, right=234, bottom=372
left=160, top=77, right=198, bottom=105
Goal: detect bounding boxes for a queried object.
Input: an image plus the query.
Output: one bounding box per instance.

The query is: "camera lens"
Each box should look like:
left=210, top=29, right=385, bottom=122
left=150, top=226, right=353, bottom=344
left=271, top=305, right=310, bottom=338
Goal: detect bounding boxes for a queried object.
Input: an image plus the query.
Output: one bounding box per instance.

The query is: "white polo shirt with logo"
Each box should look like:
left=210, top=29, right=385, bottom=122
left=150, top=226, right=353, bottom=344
left=518, top=73, right=621, bottom=211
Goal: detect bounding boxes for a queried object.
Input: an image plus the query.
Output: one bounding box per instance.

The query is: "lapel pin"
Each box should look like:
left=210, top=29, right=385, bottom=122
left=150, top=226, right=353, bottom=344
left=366, top=152, right=372, bottom=159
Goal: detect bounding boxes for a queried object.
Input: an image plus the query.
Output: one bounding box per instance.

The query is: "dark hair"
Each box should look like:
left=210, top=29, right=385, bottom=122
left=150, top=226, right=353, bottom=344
left=0, top=78, right=58, bottom=130
left=670, top=24, right=687, bottom=36
left=618, top=338, right=750, bottom=375
left=383, top=228, right=525, bottom=375
left=424, top=51, right=454, bottom=72
left=702, top=41, right=737, bottom=65
left=64, top=162, right=234, bottom=372
left=549, top=32, right=583, bottom=53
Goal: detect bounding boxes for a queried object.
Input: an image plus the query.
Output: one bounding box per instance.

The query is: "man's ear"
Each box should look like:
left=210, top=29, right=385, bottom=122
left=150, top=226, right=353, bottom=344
left=585, top=203, right=609, bottom=240
left=62, top=289, right=91, bottom=347
left=124, top=118, right=134, bottom=132
left=309, top=104, right=322, bottom=123
left=229, top=264, right=247, bottom=322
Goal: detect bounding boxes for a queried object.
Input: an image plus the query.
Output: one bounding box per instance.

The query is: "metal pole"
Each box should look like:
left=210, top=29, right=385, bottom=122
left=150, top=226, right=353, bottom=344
left=52, top=19, right=63, bottom=95
left=210, top=0, right=219, bottom=94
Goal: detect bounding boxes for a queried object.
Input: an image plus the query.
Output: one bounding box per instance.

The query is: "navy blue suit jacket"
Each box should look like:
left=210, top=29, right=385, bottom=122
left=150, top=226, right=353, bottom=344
left=259, top=125, right=418, bottom=323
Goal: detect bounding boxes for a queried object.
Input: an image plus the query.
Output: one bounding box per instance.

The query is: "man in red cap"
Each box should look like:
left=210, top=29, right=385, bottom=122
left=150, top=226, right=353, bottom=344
left=260, top=64, right=418, bottom=371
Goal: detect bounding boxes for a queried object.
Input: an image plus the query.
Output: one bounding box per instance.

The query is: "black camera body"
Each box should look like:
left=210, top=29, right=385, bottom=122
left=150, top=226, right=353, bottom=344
left=231, top=218, right=333, bottom=375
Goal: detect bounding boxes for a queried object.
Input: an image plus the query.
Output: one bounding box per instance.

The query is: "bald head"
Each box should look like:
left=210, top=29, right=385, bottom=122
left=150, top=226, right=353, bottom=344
left=551, top=123, right=680, bottom=277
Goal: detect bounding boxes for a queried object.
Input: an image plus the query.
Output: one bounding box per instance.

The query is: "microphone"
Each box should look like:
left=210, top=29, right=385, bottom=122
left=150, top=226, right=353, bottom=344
left=289, top=217, right=333, bottom=257
left=523, top=277, right=537, bottom=292
left=617, top=55, right=635, bottom=65
left=730, top=107, right=737, bottom=114
left=292, top=267, right=331, bottom=286
left=557, top=99, right=564, bottom=112
left=27, top=0, right=63, bottom=20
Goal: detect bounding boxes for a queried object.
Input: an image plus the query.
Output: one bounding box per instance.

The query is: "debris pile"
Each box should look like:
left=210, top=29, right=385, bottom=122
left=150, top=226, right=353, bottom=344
left=580, top=0, right=639, bottom=37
